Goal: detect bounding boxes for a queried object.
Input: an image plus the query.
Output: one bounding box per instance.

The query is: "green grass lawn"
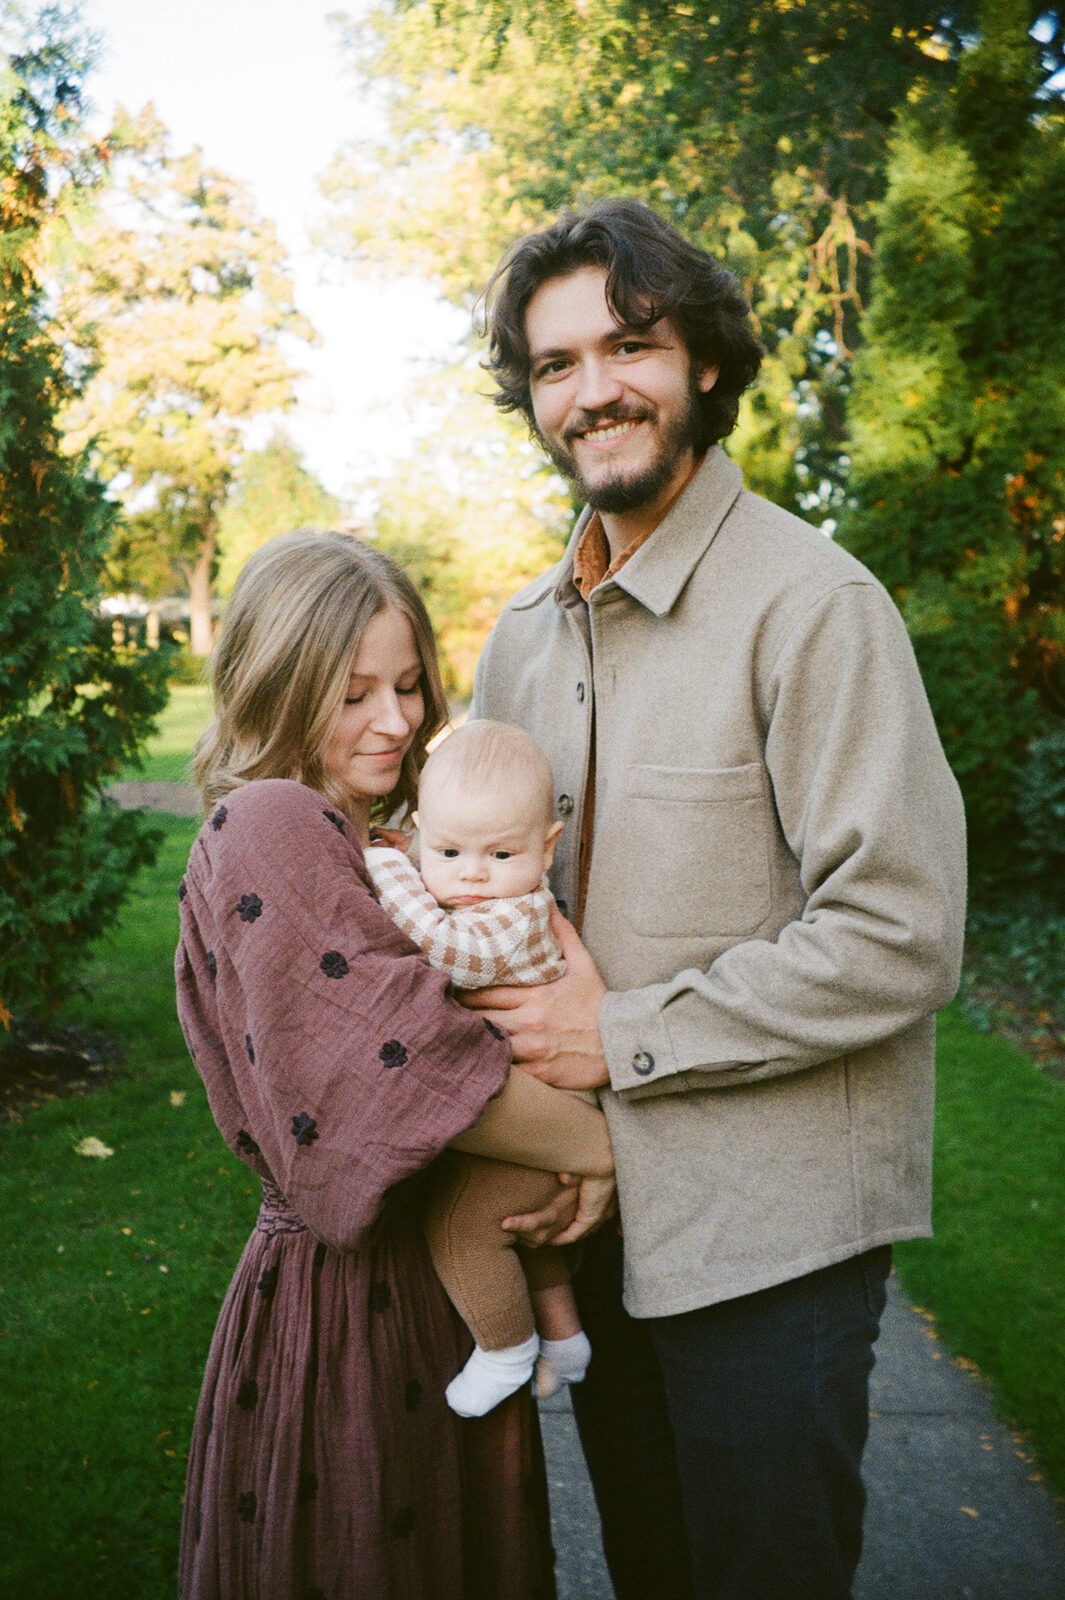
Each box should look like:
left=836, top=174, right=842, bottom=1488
left=0, top=814, right=259, bottom=1599
left=122, top=684, right=213, bottom=783
left=1, top=789, right=1063, bottom=1594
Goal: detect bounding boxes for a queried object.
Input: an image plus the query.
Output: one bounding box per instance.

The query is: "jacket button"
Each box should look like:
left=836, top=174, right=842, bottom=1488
left=632, top=1051, right=655, bottom=1076
left=576, top=682, right=586, bottom=702
left=557, top=794, right=574, bottom=815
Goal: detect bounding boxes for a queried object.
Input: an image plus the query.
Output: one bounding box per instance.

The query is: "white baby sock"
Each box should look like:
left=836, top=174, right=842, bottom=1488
left=445, top=1333, right=540, bottom=1418
left=534, top=1330, right=593, bottom=1399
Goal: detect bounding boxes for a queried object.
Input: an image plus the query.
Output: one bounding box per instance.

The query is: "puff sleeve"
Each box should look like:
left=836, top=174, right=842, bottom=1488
left=175, top=780, right=511, bottom=1251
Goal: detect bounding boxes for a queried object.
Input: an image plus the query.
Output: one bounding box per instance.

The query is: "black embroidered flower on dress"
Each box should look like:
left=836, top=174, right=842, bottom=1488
left=369, top=1281, right=391, bottom=1313
left=404, top=1379, right=422, bottom=1412
left=236, top=1129, right=260, bottom=1157
left=484, top=1019, right=506, bottom=1043
left=179, top=878, right=187, bottom=901
left=245, top=1034, right=255, bottom=1064
left=297, top=1471, right=318, bottom=1504
left=206, top=950, right=217, bottom=978
left=237, top=1491, right=257, bottom=1523
left=237, top=892, right=263, bottom=922
left=291, top=1112, right=319, bottom=1146
left=319, top=950, right=349, bottom=979
left=210, top=804, right=228, bottom=830
left=390, top=1507, right=415, bottom=1538
left=236, top=1377, right=259, bottom=1410
left=323, top=809, right=346, bottom=835
left=257, top=1265, right=278, bottom=1300
left=379, top=1039, right=407, bottom=1068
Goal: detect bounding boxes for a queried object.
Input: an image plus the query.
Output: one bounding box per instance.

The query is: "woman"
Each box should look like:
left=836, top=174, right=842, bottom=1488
left=176, top=530, right=612, bottom=1599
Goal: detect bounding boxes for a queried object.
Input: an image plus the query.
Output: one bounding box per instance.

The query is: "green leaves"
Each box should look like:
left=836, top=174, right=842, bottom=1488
left=0, top=8, right=170, bottom=1018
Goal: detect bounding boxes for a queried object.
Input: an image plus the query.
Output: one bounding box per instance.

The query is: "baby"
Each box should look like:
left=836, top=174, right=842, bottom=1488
left=365, top=719, right=611, bottom=1417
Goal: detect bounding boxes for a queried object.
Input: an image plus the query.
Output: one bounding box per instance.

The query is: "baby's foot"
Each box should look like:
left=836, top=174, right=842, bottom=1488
left=446, top=1333, right=540, bottom=1418
left=535, top=1331, right=592, bottom=1399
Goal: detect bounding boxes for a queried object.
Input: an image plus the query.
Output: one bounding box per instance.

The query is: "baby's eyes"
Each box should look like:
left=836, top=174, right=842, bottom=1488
left=491, top=851, right=512, bottom=860
left=440, top=848, right=460, bottom=859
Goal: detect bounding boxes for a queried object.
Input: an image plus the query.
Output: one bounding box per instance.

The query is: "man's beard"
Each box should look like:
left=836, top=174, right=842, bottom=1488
left=537, top=374, right=705, bottom=513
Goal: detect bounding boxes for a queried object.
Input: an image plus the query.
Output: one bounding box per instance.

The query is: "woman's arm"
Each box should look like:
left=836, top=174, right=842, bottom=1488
left=451, top=1065, right=612, bottom=1177
left=177, top=780, right=512, bottom=1252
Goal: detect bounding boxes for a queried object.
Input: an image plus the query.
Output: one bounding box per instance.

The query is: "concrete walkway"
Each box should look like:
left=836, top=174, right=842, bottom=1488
left=540, top=1277, right=1065, bottom=1599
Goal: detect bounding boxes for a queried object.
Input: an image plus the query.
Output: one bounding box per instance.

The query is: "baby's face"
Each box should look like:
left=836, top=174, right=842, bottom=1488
left=419, top=779, right=561, bottom=909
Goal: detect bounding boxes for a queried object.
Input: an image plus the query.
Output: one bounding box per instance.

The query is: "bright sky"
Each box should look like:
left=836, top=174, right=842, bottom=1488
left=81, top=0, right=468, bottom=502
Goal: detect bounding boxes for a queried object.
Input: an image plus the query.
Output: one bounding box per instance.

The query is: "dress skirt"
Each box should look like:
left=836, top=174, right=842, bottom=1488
left=179, top=1184, right=557, bottom=1600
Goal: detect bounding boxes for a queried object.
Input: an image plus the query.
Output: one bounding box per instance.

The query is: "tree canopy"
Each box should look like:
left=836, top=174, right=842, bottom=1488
left=58, top=106, right=315, bottom=653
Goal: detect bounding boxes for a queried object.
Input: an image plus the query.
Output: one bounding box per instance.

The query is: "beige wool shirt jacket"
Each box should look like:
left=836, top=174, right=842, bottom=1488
left=472, top=446, right=967, bottom=1319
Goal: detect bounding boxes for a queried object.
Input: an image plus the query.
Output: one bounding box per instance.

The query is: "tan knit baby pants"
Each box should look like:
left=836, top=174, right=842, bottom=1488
left=427, top=1066, right=613, bottom=1350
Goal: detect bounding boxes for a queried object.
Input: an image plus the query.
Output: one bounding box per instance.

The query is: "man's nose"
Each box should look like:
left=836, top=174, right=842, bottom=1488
left=573, top=356, right=623, bottom=413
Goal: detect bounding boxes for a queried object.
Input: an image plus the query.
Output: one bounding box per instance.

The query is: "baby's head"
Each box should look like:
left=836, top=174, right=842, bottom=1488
left=417, top=721, right=563, bottom=910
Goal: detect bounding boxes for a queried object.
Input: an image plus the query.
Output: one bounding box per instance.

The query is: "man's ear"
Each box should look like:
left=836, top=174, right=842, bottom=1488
left=543, top=818, right=565, bottom=869
left=697, top=364, right=720, bottom=394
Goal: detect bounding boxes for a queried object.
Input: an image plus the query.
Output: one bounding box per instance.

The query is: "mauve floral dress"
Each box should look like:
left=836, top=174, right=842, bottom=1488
left=175, top=780, right=556, bottom=1600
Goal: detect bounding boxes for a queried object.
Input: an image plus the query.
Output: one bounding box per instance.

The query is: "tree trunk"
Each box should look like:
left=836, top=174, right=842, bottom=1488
left=187, top=529, right=216, bottom=657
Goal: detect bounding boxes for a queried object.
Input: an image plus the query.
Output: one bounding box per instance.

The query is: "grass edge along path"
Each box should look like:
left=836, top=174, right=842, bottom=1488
left=895, top=1005, right=1065, bottom=1501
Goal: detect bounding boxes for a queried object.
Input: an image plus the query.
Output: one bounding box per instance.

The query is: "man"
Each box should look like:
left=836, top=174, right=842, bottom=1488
left=466, top=199, right=967, bottom=1600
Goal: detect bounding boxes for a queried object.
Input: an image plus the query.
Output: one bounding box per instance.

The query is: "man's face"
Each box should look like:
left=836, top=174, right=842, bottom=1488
left=524, top=266, right=718, bottom=516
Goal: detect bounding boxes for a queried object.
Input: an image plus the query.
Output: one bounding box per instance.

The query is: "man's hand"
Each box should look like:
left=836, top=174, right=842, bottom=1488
left=503, top=1171, right=617, bottom=1248
left=461, top=908, right=610, bottom=1091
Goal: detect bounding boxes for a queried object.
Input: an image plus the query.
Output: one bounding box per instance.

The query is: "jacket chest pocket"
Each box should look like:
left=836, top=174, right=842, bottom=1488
left=621, top=763, right=772, bottom=939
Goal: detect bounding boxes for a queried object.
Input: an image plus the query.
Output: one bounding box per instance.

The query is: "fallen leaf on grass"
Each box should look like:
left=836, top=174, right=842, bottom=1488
left=169, top=1090, right=186, bottom=1107
left=73, top=1136, right=114, bottom=1159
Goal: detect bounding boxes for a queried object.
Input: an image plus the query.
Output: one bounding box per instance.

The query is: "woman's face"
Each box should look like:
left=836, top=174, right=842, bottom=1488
left=322, top=607, right=425, bottom=808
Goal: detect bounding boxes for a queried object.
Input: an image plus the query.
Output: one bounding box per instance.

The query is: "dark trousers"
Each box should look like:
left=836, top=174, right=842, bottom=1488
left=569, top=1230, right=891, bottom=1600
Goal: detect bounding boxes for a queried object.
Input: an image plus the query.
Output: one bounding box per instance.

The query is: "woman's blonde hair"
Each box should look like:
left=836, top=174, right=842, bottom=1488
left=191, top=530, right=448, bottom=822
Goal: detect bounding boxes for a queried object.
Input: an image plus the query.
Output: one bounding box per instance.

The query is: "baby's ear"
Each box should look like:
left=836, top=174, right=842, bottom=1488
left=543, top=818, right=564, bottom=868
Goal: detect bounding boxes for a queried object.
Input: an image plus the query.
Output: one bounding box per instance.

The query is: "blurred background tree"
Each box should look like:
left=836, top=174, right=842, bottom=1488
left=0, top=0, right=170, bottom=1019
left=214, top=432, right=341, bottom=596
left=838, top=0, right=1065, bottom=887
left=369, top=364, right=571, bottom=697
left=56, top=105, right=316, bottom=654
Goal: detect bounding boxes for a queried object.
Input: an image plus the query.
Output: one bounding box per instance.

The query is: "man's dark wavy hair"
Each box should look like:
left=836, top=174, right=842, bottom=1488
left=479, top=198, right=764, bottom=452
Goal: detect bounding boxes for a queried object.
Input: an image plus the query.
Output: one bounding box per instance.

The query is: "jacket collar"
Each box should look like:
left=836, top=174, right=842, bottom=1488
left=508, top=447, right=745, bottom=617
left=532, top=447, right=744, bottom=618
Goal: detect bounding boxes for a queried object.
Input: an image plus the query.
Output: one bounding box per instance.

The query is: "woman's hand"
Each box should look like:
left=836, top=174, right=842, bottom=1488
left=503, top=1170, right=616, bottom=1248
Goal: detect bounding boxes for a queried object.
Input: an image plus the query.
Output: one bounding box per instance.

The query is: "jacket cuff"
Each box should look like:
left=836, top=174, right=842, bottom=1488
left=599, top=984, right=683, bottom=1093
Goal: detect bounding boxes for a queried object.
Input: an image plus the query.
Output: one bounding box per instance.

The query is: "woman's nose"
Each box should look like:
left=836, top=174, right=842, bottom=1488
left=371, top=692, right=409, bottom=734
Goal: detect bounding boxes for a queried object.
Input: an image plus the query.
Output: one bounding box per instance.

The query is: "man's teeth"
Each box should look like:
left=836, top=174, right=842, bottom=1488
left=583, top=421, right=637, bottom=441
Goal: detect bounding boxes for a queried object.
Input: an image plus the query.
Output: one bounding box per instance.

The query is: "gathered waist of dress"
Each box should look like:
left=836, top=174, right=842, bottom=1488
left=256, top=1179, right=308, bottom=1238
